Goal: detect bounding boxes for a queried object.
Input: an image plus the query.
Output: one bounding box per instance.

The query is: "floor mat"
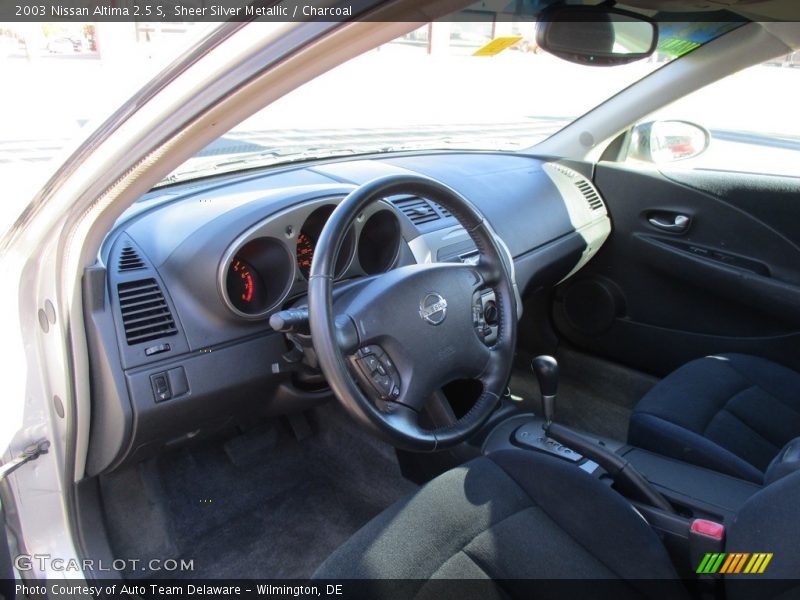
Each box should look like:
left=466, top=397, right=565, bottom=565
left=100, top=402, right=417, bottom=579
left=509, top=347, right=659, bottom=441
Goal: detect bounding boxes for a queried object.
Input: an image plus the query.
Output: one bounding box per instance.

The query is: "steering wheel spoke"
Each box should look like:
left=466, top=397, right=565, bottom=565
left=392, top=366, right=447, bottom=412
left=474, top=255, right=503, bottom=287
left=333, top=313, right=360, bottom=354
left=382, top=402, right=423, bottom=436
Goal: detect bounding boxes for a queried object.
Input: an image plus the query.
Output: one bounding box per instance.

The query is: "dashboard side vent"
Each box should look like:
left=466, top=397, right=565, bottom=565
left=117, top=278, right=177, bottom=345
left=391, top=197, right=441, bottom=225
left=118, top=246, right=145, bottom=272
left=551, top=163, right=576, bottom=178
left=574, top=179, right=604, bottom=211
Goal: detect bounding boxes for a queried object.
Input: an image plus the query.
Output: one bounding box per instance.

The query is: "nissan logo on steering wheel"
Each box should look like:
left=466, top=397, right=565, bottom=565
left=419, top=293, right=448, bottom=325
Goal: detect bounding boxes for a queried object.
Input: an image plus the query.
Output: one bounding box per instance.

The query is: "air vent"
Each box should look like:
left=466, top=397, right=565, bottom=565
left=574, top=179, right=604, bottom=211
left=432, top=202, right=452, bottom=218
left=118, top=246, right=145, bottom=272
left=117, top=279, right=177, bottom=345
left=391, top=197, right=441, bottom=225
left=552, top=163, right=577, bottom=179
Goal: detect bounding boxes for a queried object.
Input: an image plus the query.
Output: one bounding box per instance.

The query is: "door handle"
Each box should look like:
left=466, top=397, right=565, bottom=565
left=648, top=214, right=690, bottom=233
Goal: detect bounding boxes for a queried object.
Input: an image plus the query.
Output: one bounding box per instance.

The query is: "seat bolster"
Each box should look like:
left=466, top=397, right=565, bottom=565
left=726, top=470, right=800, bottom=599
left=629, top=412, right=764, bottom=483
left=632, top=356, right=751, bottom=433
left=723, top=354, right=800, bottom=412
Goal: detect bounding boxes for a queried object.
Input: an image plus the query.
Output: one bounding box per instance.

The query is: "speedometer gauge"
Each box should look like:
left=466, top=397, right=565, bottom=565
left=226, top=257, right=266, bottom=313
left=296, top=205, right=356, bottom=279
left=296, top=232, right=315, bottom=279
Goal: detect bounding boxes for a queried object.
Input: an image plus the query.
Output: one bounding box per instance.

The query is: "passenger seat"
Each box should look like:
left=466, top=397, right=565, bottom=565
left=628, top=354, right=800, bottom=484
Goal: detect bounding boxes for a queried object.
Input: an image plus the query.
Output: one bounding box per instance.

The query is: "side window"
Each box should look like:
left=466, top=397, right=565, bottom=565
left=621, top=52, right=800, bottom=178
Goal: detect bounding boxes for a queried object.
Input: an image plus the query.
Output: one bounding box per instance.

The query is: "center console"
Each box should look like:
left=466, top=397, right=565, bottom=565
left=483, top=355, right=763, bottom=525
left=480, top=354, right=765, bottom=580
left=483, top=414, right=761, bottom=524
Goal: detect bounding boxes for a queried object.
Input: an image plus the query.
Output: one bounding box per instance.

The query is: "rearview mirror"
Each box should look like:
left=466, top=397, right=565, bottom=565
left=536, top=6, right=658, bottom=66
left=628, top=120, right=711, bottom=164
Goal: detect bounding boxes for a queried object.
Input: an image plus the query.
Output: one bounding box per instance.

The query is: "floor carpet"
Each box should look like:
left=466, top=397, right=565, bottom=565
left=99, top=402, right=417, bottom=579
left=509, top=347, right=659, bottom=441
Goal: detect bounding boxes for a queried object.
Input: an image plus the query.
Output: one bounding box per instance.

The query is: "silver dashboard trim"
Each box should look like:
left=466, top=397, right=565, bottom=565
left=541, top=162, right=611, bottom=283
left=408, top=223, right=523, bottom=318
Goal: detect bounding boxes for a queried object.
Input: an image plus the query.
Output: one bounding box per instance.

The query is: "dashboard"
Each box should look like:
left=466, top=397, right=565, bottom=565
left=83, top=152, right=610, bottom=475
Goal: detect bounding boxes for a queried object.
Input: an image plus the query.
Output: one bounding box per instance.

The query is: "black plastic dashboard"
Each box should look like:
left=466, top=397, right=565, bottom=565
left=83, top=151, right=610, bottom=475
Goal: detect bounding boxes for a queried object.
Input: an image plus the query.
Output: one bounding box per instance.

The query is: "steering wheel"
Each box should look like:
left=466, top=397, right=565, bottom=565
left=309, top=174, right=517, bottom=451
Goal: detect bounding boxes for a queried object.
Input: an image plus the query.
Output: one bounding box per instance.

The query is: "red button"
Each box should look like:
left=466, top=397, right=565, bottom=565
left=691, top=519, right=725, bottom=540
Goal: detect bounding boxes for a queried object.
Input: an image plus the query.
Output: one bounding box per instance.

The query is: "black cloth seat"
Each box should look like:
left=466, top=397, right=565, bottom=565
left=314, top=450, right=685, bottom=599
left=629, top=354, right=800, bottom=483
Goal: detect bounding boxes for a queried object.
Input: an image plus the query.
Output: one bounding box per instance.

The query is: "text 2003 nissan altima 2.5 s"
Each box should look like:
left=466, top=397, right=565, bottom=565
left=2, top=1, right=800, bottom=599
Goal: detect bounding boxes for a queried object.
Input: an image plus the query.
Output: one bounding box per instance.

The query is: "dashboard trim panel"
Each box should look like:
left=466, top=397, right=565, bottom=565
left=83, top=152, right=610, bottom=475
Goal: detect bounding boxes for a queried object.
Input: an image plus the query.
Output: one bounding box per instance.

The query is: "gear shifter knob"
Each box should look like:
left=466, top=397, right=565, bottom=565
left=531, top=355, right=558, bottom=397
left=531, top=355, right=558, bottom=426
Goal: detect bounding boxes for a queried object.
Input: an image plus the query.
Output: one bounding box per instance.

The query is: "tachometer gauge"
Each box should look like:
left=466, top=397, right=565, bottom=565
left=296, top=232, right=315, bottom=279
left=220, top=237, right=295, bottom=319
left=226, top=257, right=266, bottom=313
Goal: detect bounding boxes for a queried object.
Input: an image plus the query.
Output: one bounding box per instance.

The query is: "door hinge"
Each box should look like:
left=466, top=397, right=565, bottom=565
left=0, top=440, right=50, bottom=482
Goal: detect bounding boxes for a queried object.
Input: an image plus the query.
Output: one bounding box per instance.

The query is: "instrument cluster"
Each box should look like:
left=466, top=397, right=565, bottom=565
left=221, top=198, right=402, bottom=319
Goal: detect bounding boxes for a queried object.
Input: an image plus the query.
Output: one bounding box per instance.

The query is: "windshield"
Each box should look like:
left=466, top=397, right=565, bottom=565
left=162, top=20, right=739, bottom=185
left=0, top=17, right=739, bottom=208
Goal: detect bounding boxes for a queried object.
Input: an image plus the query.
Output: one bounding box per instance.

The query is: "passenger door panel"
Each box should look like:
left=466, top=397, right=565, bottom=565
left=552, top=163, right=800, bottom=375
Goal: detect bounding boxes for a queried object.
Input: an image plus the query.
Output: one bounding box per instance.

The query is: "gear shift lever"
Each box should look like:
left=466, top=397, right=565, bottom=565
left=526, top=354, right=676, bottom=512
left=525, top=355, right=675, bottom=513
left=531, top=355, right=558, bottom=428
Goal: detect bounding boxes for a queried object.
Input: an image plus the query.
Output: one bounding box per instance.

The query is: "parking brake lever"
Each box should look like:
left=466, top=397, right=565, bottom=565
left=545, top=422, right=676, bottom=514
